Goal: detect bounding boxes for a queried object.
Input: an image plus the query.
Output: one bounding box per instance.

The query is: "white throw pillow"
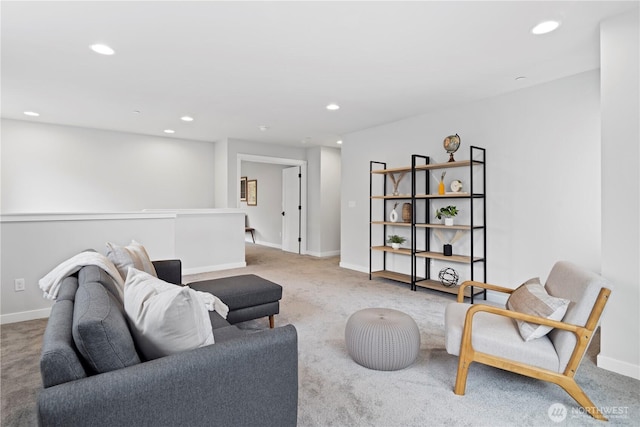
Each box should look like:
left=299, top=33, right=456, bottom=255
left=506, top=278, right=570, bottom=342
left=124, top=268, right=214, bottom=360
left=106, top=240, right=157, bottom=281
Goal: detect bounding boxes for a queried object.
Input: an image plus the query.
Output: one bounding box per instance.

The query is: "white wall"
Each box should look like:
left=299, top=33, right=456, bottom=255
left=307, top=146, right=341, bottom=257
left=1, top=119, right=216, bottom=212
left=341, top=70, right=601, bottom=290
left=599, top=10, right=640, bottom=379
left=0, top=213, right=176, bottom=323
left=240, top=161, right=288, bottom=247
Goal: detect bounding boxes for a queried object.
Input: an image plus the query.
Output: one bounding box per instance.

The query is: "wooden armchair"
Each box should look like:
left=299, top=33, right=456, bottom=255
left=444, top=261, right=612, bottom=421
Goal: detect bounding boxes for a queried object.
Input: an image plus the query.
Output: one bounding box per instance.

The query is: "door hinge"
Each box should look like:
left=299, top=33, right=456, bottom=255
left=298, top=173, right=302, bottom=178
left=298, top=237, right=302, bottom=242
left=298, top=205, right=301, bottom=210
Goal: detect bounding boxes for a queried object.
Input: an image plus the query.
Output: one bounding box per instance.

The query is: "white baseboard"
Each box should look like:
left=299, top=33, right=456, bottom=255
left=306, top=250, right=341, bottom=258
left=339, top=262, right=369, bottom=274
left=597, top=354, right=640, bottom=380
left=0, top=307, right=51, bottom=324
left=183, top=262, right=246, bottom=275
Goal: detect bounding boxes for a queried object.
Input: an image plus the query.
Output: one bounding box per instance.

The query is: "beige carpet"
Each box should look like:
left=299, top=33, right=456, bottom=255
left=2, top=244, right=639, bottom=426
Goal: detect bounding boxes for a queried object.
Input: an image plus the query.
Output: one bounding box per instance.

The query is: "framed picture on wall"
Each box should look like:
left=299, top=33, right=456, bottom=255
left=240, top=176, right=247, bottom=201
left=247, top=179, right=257, bottom=206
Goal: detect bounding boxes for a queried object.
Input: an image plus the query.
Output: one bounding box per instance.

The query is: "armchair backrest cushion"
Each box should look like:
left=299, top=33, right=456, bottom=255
left=545, top=261, right=611, bottom=372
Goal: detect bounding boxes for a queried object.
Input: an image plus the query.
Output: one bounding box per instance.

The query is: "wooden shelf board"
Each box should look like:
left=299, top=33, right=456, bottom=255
left=371, top=160, right=483, bottom=175
left=414, top=279, right=485, bottom=297
left=371, top=245, right=412, bottom=255
left=371, top=193, right=483, bottom=200
left=371, top=270, right=417, bottom=284
left=372, top=222, right=483, bottom=230
left=414, top=251, right=484, bottom=263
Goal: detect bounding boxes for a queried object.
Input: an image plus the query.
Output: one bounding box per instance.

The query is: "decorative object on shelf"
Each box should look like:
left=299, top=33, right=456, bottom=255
left=387, top=235, right=406, bottom=250
left=247, top=179, right=257, bottom=206
left=443, top=134, right=461, bottom=162
left=402, top=203, right=412, bottom=223
left=435, top=205, right=458, bottom=226
left=434, top=229, right=465, bottom=256
left=450, top=179, right=463, bottom=193
left=438, top=171, right=446, bottom=195
left=389, top=203, right=399, bottom=222
left=438, top=267, right=459, bottom=287
left=388, top=172, right=407, bottom=196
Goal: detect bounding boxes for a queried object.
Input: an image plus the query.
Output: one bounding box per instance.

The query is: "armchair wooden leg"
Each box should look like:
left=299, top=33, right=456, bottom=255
left=558, top=378, right=607, bottom=421
left=269, top=315, right=275, bottom=329
left=454, top=359, right=471, bottom=395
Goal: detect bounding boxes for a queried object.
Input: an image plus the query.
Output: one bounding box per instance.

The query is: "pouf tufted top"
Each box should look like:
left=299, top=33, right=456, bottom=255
left=345, top=308, right=420, bottom=371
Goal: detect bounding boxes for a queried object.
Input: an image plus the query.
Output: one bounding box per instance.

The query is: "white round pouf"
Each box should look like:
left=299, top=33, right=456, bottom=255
left=345, top=308, right=420, bottom=371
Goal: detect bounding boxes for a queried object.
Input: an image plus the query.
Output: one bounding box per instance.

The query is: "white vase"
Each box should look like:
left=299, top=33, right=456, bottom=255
left=390, top=208, right=398, bottom=223
left=391, top=243, right=400, bottom=250
left=444, top=217, right=454, bottom=226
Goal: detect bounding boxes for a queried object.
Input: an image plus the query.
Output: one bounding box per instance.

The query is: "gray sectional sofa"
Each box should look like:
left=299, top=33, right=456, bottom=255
left=38, top=260, right=298, bottom=427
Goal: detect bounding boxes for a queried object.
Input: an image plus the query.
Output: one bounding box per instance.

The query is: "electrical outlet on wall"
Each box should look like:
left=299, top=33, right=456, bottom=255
left=14, top=278, right=26, bottom=292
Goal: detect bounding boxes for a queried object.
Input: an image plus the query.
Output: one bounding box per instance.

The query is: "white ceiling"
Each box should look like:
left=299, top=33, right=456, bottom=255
left=2, top=1, right=638, bottom=147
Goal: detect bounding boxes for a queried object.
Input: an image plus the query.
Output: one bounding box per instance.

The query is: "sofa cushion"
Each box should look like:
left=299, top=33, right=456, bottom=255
left=72, top=281, right=141, bottom=373
left=106, top=240, right=157, bottom=281
left=78, top=264, right=124, bottom=305
left=506, top=278, right=570, bottom=342
left=40, top=299, right=87, bottom=387
left=124, top=268, right=215, bottom=360
left=56, top=276, right=79, bottom=302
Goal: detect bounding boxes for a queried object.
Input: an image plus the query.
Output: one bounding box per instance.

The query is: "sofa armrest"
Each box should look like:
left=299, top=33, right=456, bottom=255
left=152, top=259, right=182, bottom=285
left=38, top=324, right=298, bottom=427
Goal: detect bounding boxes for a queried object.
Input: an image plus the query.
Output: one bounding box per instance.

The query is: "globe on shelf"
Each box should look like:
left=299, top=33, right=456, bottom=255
left=438, top=267, right=459, bottom=288
left=443, top=134, right=461, bottom=162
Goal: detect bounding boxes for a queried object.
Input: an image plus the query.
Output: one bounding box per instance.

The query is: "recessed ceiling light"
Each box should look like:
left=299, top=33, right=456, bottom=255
left=23, top=111, right=40, bottom=117
left=326, top=103, right=340, bottom=111
left=336, top=140, right=343, bottom=145
left=259, top=125, right=270, bottom=131
left=133, top=110, right=141, bottom=114
left=164, top=129, right=175, bottom=134
left=181, top=116, right=194, bottom=122
left=531, top=20, right=561, bottom=35
left=90, top=44, right=115, bottom=55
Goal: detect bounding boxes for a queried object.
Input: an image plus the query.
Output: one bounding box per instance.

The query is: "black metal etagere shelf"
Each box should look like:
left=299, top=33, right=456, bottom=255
left=369, top=146, right=486, bottom=302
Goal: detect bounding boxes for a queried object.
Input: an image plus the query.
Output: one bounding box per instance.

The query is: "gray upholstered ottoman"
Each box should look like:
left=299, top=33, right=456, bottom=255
left=188, top=274, right=282, bottom=328
left=345, top=308, right=420, bottom=371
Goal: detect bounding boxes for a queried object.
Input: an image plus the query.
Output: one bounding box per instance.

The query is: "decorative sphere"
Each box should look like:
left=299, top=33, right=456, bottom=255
left=443, top=134, right=461, bottom=154
left=438, top=267, right=459, bottom=288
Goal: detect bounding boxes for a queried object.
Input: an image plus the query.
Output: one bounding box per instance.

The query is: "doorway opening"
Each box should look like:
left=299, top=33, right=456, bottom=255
left=237, top=154, right=307, bottom=255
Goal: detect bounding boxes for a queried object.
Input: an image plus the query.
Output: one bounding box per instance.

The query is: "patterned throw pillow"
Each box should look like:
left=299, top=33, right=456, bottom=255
left=506, top=278, right=570, bottom=342
left=106, top=240, right=157, bottom=281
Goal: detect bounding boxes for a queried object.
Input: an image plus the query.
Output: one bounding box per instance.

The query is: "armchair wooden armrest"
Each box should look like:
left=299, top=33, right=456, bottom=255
left=457, top=280, right=515, bottom=303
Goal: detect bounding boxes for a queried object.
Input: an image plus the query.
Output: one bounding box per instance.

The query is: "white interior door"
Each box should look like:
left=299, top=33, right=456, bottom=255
left=282, top=166, right=301, bottom=253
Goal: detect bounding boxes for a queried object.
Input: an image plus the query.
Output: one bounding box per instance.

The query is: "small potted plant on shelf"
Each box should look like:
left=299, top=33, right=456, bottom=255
left=387, top=235, right=406, bottom=250
left=435, top=205, right=459, bottom=226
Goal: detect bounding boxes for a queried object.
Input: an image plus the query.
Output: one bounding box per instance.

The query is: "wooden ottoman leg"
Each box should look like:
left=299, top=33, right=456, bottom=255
left=269, top=315, right=275, bottom=329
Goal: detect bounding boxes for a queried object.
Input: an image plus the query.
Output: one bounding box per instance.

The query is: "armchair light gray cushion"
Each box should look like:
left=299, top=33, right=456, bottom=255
left=545, top=261, right=610, bottom=372
left=445, top=303, right=560, bottom=371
